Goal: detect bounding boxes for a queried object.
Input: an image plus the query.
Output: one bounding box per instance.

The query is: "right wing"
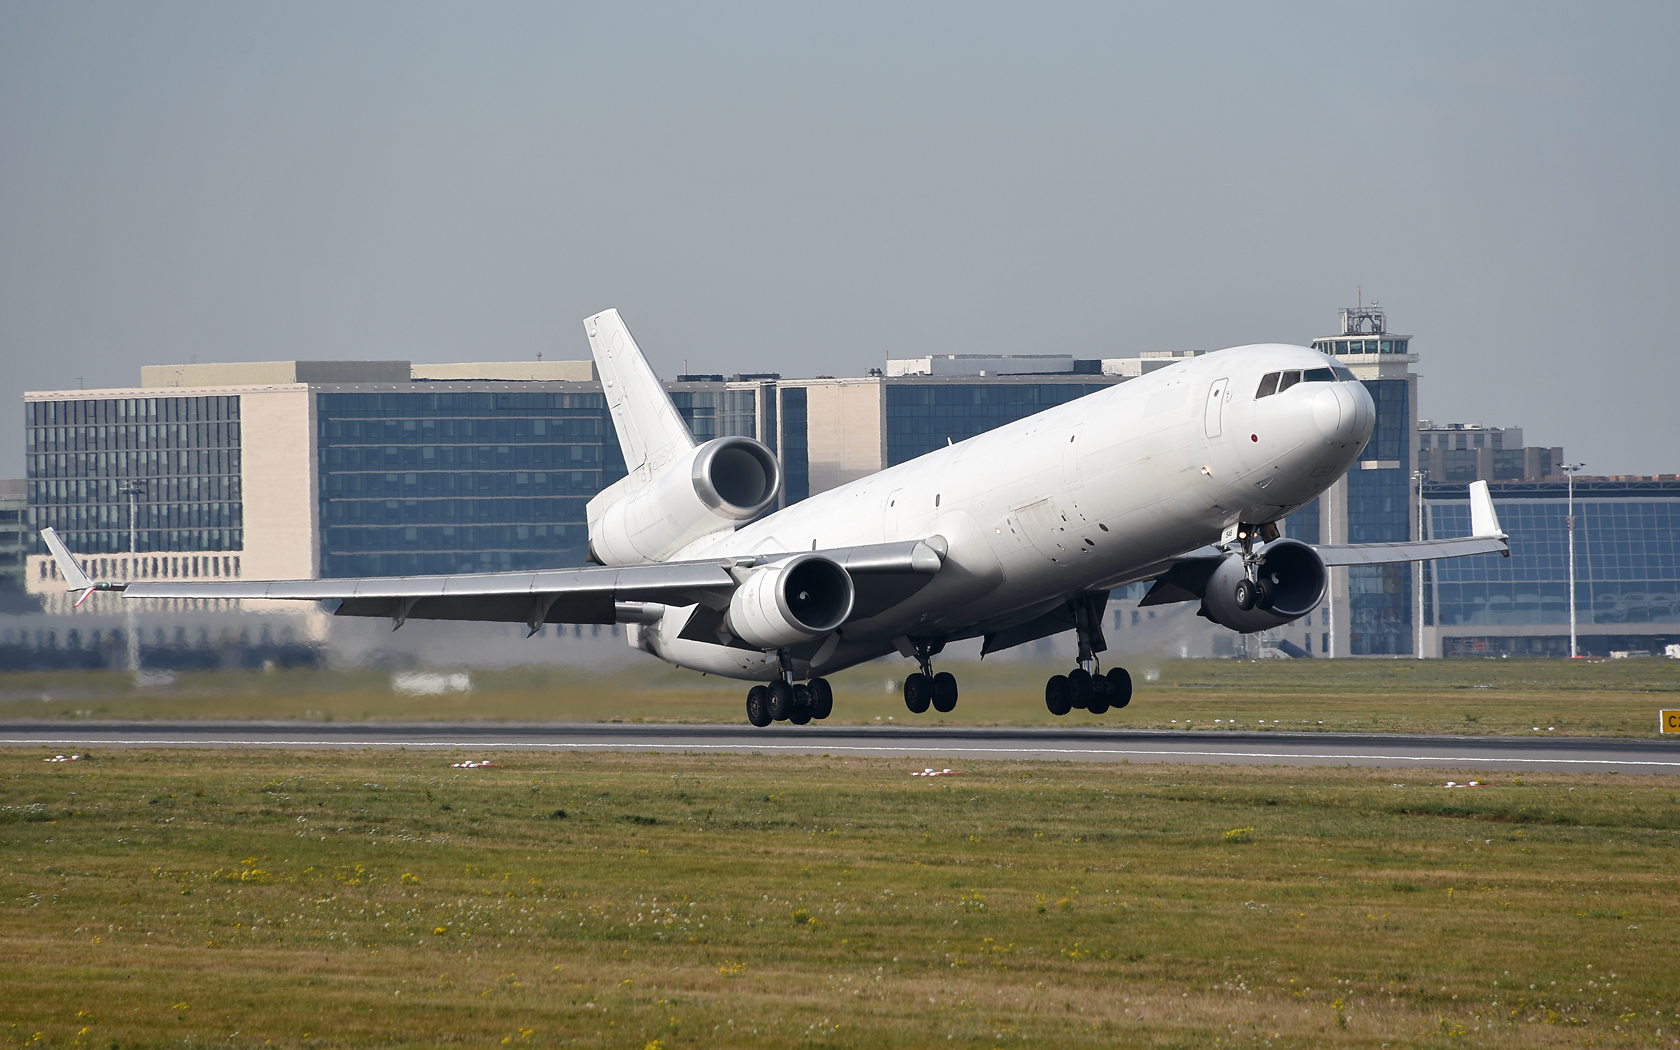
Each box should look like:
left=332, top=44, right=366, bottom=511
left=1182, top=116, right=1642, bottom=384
left=40, top=529, right=946, bottom=636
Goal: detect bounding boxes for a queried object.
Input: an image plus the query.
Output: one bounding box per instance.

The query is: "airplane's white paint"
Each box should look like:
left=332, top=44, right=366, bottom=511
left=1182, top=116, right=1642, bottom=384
left=625, top=338, right=1376, bottom=682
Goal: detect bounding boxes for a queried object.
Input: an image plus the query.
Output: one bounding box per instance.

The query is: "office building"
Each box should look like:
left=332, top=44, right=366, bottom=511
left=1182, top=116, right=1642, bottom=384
left=1417, top=421, right=1562, bottom=483
left=1421, top=477, right=1680, bottom=657
left=0, top=479, right=27, bottom=593
left=24, top=362, right=811, bottom=592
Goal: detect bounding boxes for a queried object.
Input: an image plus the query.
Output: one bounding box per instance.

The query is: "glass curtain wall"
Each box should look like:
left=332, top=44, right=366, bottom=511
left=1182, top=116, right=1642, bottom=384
left=884, top=383, right=1115, bottom=466
left=316, top=390, right=626, bottom=577
left=27, top=396, right=243, bottom=556
left=1346, top=379, right=1412, bottom=654
left=1426, top=480, right=1680, bottom=628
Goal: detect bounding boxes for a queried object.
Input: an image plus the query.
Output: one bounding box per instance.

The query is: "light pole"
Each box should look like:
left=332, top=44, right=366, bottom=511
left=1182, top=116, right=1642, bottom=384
left=1412, top=469, right=1427, bottom=659
left=1562, top=463, right=1585, bottom=659
left=121, top=482, right=146, bottom=674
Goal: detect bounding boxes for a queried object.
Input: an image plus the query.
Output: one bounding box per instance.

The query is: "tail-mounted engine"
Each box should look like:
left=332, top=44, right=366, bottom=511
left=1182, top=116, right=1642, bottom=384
left=1201, top=539, right=1327, bottom=633
left=725, top=554, right=855, bottom=649
left=589, top=436, right=782, bottom=564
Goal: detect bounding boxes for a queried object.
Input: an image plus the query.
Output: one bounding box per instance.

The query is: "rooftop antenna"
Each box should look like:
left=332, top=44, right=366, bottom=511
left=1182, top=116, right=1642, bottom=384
left=536, top=352, right=543, bottom=362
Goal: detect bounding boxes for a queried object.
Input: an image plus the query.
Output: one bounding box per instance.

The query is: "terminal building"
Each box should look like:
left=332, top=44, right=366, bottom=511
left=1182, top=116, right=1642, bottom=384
left=18, top=307, right=1674, bottom=661
left=1422, top=476, right=1680, bottom=657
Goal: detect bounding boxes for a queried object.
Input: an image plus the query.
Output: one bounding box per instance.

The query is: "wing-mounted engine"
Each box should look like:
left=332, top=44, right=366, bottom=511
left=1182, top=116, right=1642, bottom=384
left=725, top=553, right=854, bottom=649
left=1201, top=539, right=1327, bottom=633
left=589, top=436, right=782, bottom=564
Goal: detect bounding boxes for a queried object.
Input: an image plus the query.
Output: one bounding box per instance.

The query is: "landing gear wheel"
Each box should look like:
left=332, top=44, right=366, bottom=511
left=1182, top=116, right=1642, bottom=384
left=808, top=677, right=834, bottom=720
left=931, top=672, right=959, bottom=713
left=789, top=684, right=813, bottom=725
left=903, top=672, right=932, bottom=714
left=1087, top=673, right=1111, bottom=715
left=768, top=679, right=794, bottom=721
left=1253, top=577, right=1276, bottom=611
left=746, top=685, right=772, bottom=727
left=1045, top=674, right=1072, bottom=716
left=1067, top=667, right=1093, bottom=709
left=1234, top=577, right=1257, bottom=611
left=1107, top=667, right=1132, bottom=709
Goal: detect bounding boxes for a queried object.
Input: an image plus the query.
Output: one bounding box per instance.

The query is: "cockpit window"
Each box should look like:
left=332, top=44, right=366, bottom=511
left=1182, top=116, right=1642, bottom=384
left=1255, top=372, right=1280, bottom=398
left=1303, top=367, right=1335, bottom=382
left=1277, top=370, right=1302, bottom=392
left=1331, top=365, right=1356, bottom=381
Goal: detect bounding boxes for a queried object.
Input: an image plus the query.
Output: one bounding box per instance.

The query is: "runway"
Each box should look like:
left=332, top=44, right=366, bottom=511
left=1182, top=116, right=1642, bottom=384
left=2, top=720, right=1677, bottom=773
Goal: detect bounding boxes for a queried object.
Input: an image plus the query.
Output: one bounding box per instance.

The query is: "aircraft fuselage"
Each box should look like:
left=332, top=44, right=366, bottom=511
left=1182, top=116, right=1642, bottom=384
left=633, top=343, right=1375, bottom=680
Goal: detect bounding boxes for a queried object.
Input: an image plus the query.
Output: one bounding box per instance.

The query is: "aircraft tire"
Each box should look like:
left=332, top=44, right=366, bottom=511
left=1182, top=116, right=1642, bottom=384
left=1067, top=668, right=1093, bottom=709
left=1107, top=667, right=1133, bottom=708
left=931, top=672, right=959, bottom=713
left=746, top=686, right=772, bottom=727
left=789, top=684, right=813, bottom=725
left=1045, top=675, right=1072, bottom=716
left=768, top=680, right=795, bottom=721
left=808, top=678, right=834, bottom=719
left=1087, top=674, right=1111, bottom=715
left=903, top=672, right=932, bottom=714
left=1234, top=578, right=1257, bottom=611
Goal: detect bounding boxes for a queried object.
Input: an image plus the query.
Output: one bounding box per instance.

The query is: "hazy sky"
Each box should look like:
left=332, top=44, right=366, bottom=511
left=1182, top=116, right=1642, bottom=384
left=3, top=3, right=1676, bottom=473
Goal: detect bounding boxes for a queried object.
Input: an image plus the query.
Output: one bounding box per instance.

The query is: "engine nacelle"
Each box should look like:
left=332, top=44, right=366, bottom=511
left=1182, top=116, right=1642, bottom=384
left=1201, top=539, right=1328, bottom=634
left=589, top=436, right=782, bottom=564
left=725, top=554, right=855, bottom=650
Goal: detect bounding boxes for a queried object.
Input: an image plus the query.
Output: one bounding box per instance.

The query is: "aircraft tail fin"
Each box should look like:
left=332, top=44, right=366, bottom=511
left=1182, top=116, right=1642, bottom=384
left=584, top=309, right=695, bottom=489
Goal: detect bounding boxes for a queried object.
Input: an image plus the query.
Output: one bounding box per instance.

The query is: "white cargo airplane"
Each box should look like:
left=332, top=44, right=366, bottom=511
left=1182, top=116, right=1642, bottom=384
left=43, top=309, right=1508, bottom=726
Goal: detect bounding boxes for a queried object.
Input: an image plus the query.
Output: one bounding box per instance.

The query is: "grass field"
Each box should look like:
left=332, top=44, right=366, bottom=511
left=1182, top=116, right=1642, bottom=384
left=4, top=657, right=1680, bottom=737
left=2, top=747, right=1678, bottom=1048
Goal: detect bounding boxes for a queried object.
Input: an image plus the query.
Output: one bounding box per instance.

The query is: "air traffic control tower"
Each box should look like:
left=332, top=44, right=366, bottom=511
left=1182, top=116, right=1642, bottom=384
left=1292, top=303, right=1423, bottom=657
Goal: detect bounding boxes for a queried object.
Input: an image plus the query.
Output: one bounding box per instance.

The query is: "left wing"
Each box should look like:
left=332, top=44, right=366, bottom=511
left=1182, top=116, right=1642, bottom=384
left=39, top=529, right=946, bottom=635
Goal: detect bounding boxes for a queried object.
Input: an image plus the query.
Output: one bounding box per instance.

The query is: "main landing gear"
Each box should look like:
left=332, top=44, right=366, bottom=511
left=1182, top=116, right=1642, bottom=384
left=1044, top=665, right=1131, bottom=716
left=745, top=677, right=833, bottom=728
left=1043, top=594, right=1133, bottom=717
left=902, top=639, right=958, bottom=715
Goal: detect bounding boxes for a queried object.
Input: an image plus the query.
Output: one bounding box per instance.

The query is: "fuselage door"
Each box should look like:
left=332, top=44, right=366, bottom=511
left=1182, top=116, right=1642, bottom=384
left=1205, top=378, right=1229, bottom=439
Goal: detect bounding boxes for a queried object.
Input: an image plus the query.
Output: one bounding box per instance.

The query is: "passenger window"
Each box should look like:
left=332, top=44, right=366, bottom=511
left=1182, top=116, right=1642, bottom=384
left=1277, top=370, right=1302, bottom=392
left=1303, top=367, right=1335, bottom=382
left=1255, top=372, right=1280, bottom=398
left=1331, top=366, right=1356, bottom=381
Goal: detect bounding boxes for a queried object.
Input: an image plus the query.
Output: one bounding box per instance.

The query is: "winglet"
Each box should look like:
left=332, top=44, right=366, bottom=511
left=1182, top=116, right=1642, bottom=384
left=40, top=527, right=93, bottom=591
left=583, top=309, right=696, bottom=485
left=1468, top=481, right=1504, bottom=539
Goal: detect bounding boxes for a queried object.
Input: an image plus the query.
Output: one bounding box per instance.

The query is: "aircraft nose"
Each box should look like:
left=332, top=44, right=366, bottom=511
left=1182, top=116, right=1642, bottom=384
left=1311, top=381, right=1375, bottom=444
left=1347, top=379, right=1375, bottom=442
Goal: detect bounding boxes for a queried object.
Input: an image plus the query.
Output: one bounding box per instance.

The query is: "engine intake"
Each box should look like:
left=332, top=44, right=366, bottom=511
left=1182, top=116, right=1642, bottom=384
left=726, top=554, right=855, bottom=650
left=1201, top=539, right=1327, bottom=634
left=589, top=436, right=782, bottom=564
